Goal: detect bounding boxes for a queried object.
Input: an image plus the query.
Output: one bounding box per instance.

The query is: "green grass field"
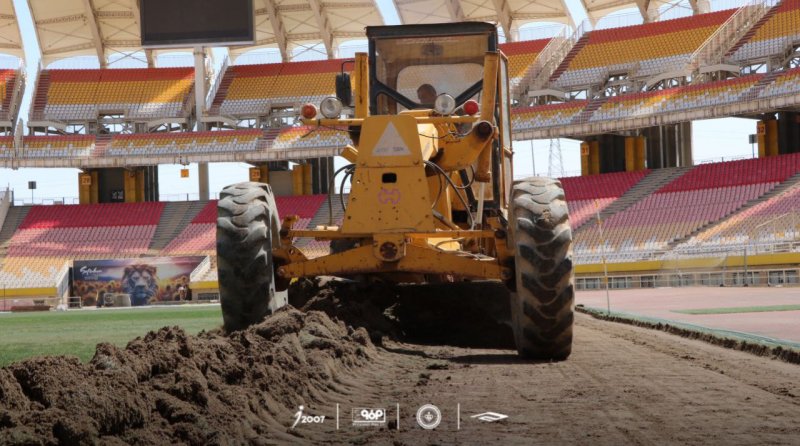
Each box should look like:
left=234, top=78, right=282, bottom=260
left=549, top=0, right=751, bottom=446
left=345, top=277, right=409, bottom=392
left=672, top=304, right=800, bottom=315
left=0, top=305, right=222, bottom=367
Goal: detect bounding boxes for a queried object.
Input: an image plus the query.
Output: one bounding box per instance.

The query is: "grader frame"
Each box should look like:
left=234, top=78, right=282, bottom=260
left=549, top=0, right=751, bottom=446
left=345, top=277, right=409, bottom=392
left=216, top=22, right=575, bottom=360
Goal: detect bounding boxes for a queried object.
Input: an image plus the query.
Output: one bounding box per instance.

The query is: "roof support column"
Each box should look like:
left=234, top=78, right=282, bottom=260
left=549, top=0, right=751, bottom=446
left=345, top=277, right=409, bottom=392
left=689, top=0, right=710, bottom=15
left=194, top=46, right=209, bottom=200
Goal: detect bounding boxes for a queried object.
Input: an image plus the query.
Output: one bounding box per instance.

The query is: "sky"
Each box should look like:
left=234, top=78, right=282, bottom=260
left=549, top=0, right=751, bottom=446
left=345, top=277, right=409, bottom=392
left=0, top=0, right=759, bottom=203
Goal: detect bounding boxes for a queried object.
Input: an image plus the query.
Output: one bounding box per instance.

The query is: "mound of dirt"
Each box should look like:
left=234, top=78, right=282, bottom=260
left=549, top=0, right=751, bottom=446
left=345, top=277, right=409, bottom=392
left=0, top=307, right=374, bottom=445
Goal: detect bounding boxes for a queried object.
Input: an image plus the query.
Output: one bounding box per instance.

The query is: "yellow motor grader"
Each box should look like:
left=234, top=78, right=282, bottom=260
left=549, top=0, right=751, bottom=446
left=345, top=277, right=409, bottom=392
left=216, top=22, right=574, bottom=359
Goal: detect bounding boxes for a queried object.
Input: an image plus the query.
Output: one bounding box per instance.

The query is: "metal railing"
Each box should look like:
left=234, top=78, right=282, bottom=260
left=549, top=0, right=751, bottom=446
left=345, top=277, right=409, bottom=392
left=575, top=239, right=800, bottom=265
left=576, top=268, right=800, bottom=290
left=512, top=24, right=567, bottom=42
left=206, top=54, right=229, bottom=111
left=688, top=0, right=778, bottom=71
left=0, top=188, right=10, bottom=230
left=528, top=20, right=590, bottom=91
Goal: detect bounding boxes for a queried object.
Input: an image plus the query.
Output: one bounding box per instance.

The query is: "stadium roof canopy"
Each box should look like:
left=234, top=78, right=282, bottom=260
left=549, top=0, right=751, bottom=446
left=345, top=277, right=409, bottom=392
left=27, top=0, right=385, bottom=67
left=0, top=0, right=24, bottom=60
left=580, top=0, right=711, bottom=24
left=392, top=0, right=574, bottom=39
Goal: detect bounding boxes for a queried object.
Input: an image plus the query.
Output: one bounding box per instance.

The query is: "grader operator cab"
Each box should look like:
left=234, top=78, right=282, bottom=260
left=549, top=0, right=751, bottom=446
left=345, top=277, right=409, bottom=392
left=216, top=22, right=575, bottom=360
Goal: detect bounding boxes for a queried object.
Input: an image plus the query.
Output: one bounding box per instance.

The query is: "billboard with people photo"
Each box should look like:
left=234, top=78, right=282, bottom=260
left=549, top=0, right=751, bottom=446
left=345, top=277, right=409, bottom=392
left=72, top=256, right=206, bottom=306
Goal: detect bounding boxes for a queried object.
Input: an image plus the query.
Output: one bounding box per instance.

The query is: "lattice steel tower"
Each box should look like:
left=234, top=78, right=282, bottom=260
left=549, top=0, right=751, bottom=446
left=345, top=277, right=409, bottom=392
left=548, top=139, right=564, bottom=178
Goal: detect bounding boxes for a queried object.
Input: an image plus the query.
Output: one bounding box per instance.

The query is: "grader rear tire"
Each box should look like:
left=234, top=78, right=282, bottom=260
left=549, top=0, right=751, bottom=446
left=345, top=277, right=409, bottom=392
left=510, top=177, right=574, bottom=360
left=217, top=182, right=282, bottom=332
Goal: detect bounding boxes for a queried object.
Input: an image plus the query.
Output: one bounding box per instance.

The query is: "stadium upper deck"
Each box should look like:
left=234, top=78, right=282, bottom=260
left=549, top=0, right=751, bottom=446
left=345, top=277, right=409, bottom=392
left=0, top=0, right=794, bottom=169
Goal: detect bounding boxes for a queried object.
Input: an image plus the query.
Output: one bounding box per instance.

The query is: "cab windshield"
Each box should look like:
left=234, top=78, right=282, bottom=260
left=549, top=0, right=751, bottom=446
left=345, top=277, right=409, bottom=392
left=369, top=28, right=493, bottom=115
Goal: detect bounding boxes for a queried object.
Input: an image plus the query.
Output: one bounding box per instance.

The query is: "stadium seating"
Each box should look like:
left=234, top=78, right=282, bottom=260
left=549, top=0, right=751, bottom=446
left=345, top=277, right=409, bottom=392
left=681, top=184, right=800, bottom=250
left=0, top=69, right=19, bottom=122
left=511, top=101, right=588, bottom=130
left=0, top=202, right=165, bottom=287
left=560, top=170, right=650, bottom=229
left=162, top=195, right=327, bottom=257
left=758, top=67, right=800, bottom=98
left=730, top=0, right=800, bottom=62
left=211, top=59, right=347, bottom=117
left=590, top=75, right=762, bottom=121
left=22, top=135, right=96, bottom=158
left=34, top=68, right=194, bottom=122
left=553, top=9, right=736, bottom=88
left=574, top=154, right=800, bottom=261
left=106, top=130, right=263, bottom=156
left=499, top=38, right=551, bottom=90
left=0, top=136, right=14, bottom=159
left=270, top=126, right=350, bottom=150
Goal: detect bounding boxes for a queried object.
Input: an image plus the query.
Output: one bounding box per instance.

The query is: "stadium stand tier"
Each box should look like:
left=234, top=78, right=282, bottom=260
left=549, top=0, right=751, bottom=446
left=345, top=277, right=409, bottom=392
left=679, top=182, right=800, bottom=251
left=589, top=75, right=762, bottom=122
left=0, top=136, right=14, bottom=158
left=511, top=101, right=588, bottom=130
left=161, top=196, right=324, bottom=256
left=561, top=170, right=650, bottom=229
left=730, top=0, right=800, bottom=62
left=0, top=202, right=165, bottom=287
left=31, top=67, right=194, bottom=122
left=552, top=9, right=736, bottom=88
left=575, top=154, right=800, bottom=262
left=499, top=38, right=551, bottom=91
left=22, top=135, right=95, bottom=158
left=0, top=69, right=21, bottom=122
left=209, top=59, right=347, bottom=117
left=107, top=130, right=262, bottom=156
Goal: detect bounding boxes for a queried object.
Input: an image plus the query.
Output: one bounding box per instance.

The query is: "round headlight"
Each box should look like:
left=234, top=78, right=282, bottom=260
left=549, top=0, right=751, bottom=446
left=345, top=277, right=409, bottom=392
left=434, top=94, right=456, bottom=115
left=320, top=96, right=343, bottom=119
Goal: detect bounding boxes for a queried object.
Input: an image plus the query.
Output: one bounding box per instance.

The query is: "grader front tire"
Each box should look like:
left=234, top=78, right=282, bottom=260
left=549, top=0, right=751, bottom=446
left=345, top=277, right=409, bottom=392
left=510, top=177, right=574, bottom=360
left=216, top=182, right=281, bottom=332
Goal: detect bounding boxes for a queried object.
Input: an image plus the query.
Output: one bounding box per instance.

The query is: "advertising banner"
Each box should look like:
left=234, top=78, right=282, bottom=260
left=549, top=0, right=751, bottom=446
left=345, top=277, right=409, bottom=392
left=73, top=256, right=205, bottom=306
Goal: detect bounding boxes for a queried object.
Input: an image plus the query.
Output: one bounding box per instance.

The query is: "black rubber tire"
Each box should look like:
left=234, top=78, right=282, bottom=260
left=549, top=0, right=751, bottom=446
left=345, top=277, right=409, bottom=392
left=509, top=177, right=574, bottom=360
left=217, top=182, right=281, bottom=332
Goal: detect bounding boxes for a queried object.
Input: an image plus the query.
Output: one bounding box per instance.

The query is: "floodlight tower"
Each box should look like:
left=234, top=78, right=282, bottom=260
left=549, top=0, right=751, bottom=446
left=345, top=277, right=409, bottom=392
left=548, top=138, right=564, bottom=178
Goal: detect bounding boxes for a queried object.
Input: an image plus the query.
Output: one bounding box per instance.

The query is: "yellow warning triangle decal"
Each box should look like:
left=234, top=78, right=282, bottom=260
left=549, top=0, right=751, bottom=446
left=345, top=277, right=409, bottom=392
left=373, top=122, right=411, bottom=157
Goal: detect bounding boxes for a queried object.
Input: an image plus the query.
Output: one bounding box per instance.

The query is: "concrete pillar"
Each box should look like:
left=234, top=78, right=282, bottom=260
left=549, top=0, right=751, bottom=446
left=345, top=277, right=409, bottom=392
left=678, top=122, right=693, bottom=167
left=302, top=164, right=313, bottom=195
left=625, top=137, right=636, bottom=172
left=123, top=170, right=137, bottom=203
left=757, top=121, right=767, bottom=157
left=766, top=119, right=779, bottom=157
left=194, top=46, right=210, bottom=200
left=90, top=171, right=99, bottom=204
left=198, top=163, right=210, bottom=200
left=580, top=142, right=590, bottom=176
left=291, top=165, right=304, bottom=196
left=589, top=141, right=600, bottom=175
left=135, top=169, right=146, bottom=202
left=79, top=172, right=92, bottom=205
left=635, top=136, right=646, bottom=170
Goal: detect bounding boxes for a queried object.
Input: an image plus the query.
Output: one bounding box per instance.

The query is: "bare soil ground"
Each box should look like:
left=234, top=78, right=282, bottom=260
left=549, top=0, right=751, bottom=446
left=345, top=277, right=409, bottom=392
left=1, top=280, right=799, bottom=445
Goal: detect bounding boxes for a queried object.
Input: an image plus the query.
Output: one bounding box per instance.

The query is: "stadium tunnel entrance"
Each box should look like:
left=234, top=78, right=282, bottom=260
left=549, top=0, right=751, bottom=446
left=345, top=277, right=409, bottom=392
left=78, top=167, right=159, bottom=204
left=580, top=122, right=694, bottom=175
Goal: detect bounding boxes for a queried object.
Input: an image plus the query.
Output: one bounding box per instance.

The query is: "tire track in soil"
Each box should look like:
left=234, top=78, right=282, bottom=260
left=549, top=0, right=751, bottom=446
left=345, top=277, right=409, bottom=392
left=307, top=313, right=800, bottom=446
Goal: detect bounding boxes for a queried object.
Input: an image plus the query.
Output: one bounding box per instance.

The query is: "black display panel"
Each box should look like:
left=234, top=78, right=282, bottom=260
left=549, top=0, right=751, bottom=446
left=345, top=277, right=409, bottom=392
left=141, top=0, right=254, bottom=47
